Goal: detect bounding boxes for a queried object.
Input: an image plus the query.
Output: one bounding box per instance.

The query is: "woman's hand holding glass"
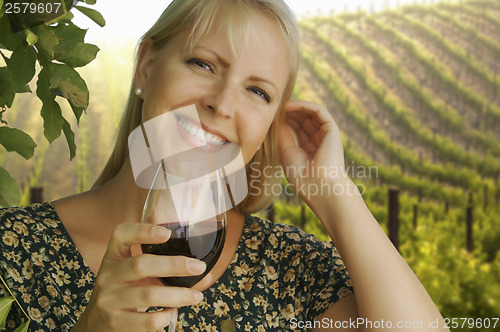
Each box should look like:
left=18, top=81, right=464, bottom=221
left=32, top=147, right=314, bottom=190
left=70, top=223, right=206, bottom=332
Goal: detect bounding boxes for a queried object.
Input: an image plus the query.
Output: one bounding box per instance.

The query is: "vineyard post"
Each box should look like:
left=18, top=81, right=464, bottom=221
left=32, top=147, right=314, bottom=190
left=267, top=203, right=275, bottom=222
left=444, top=200, right=449, bottom=215
left=30, top=187, right=43, bottom=204
left=388, top=188, right=399, bottom=251
left=466, top=205, right=473, bottom=252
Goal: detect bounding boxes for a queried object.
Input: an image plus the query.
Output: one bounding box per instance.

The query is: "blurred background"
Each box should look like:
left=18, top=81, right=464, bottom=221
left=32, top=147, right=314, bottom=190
left=1, top=0, right=499, bottom=330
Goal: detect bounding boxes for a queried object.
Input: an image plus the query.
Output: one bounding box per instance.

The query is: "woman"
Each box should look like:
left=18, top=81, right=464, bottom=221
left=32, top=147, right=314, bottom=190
left=0, top=0, right=448, bottom=331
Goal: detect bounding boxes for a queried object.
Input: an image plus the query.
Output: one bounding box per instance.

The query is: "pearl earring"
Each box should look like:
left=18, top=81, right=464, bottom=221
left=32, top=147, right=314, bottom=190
left=135, top=88, right=143, bottom=96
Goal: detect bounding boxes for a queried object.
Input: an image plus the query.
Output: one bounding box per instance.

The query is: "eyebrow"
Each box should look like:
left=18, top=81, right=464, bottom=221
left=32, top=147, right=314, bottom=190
left=193, top=46, right=230, bottom=67
left=248, top=76, right=278, bottom=92
left=193, top=46, right=279, bottom=92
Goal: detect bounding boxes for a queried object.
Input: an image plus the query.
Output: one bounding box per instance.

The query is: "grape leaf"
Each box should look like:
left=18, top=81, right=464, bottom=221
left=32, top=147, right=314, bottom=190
left=53, top=22, right=87, bottom=47
left=0, top=168, right=21, bottom=207
left=25, top=30, right=38, bottom=46
left=69, top=101, right=84, bottom=122
left=0, top=67, right=15, bottom=108
left=41, top=99, right=64, bottom=143
left=0, top=296, right=14, bottom=328
left=0, top=14, right=22, bottom=51
left=55, top=42, right=99, bottom=67
left=74, top=6, right=105, bottom=27
left=13, top=320, right=30, bottom=332
left=8, top=44, right=36, bottom=88
left=62, top=118, right=76, bottom=159
left=33, top=25, right=60, bottom=59
left=50, top=63, right=89, bottom=109
left=56, top=10, right=75, bottom=24
left=0, top=126, right=37, bottom=159
left=36, top=67, right=54, bottom=102
left=0, top=1, right=4, bottom=21
left=15, top=84, right=31, bottom=93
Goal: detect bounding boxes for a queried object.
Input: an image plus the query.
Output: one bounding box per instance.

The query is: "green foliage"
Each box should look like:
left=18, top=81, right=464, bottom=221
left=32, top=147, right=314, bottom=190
left=74, top=5, right=105, bottom=27
left=0, top=2, right=104, bottom=207
left=0, top=126, right=36, bottom=159
left=391, top=8, right=500, bottom=94
left=0, top=1, right=104, bottom=329
left=0, top=296, right=14, bottom=328
left=367, top=12, right=500, bottom=130
left=312, top=16, right=500, bottom=158
left=13, top=321, right=29, bottom=332
left=274, top=188, right=500, bottom=328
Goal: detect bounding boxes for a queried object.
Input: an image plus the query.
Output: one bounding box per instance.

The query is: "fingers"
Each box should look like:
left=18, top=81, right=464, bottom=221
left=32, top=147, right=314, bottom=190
left=112, top=254, right=207, bottom=283
left=284, top=99, right=334, bottom=128
left=283, top=99, right=341, bottom=149
left=114, top=285, right=204, bottom=309
left=106, top=223, right=171, bottom=260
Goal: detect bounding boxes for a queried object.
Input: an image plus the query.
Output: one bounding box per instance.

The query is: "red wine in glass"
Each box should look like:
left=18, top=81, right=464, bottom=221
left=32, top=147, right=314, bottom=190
left=141, top=219, right=226, bottom=287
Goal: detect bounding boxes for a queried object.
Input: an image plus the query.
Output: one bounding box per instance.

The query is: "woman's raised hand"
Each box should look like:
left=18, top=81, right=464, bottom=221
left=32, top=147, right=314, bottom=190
left=279, top=99, right=346, bottom=203
left=71, top=223, right=206, bottom=332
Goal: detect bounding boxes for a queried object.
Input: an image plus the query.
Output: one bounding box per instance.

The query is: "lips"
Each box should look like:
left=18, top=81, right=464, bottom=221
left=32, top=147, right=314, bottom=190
left=176, top=116, right=229, bottom=145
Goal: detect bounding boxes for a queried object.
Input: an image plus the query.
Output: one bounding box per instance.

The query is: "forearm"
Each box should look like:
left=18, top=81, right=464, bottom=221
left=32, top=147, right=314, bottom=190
left=310, top=177, right=448, bottom=330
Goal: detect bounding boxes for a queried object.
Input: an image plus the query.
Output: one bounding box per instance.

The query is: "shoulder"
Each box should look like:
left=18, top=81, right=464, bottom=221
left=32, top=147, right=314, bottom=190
left=242, top=214, right=348, bottom=277
left=0, top=202, right=61, bottom=244
left=0, top=202, right=57, bottom=226
left=0, top=202, right=65, bottom=276
left=241, top=215, right=353, bottom=319
left=1, top=203, right=92, bottom=330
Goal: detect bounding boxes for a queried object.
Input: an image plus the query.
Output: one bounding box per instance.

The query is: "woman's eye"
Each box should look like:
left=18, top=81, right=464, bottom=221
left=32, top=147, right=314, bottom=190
left=187, top=58, right=213, bottom=72
left=250, top=87, right=271, bottom=103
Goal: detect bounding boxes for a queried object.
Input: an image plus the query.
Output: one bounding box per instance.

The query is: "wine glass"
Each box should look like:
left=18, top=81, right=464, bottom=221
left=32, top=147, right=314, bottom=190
left=141, top=161, right=227, bottom=331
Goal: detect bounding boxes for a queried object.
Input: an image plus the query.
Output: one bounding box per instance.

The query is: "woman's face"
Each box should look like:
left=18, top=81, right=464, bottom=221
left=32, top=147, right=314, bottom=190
left=136, top=12, right=291, bottom=164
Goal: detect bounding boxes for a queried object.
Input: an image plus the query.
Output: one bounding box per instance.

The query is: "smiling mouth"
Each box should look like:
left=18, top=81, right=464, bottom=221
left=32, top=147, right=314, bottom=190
left=177, top=116, right=229, bottom=146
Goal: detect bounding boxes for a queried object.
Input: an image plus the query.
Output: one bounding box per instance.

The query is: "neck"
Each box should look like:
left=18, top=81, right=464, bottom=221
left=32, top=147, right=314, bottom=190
left=88, top=157, right=149, bottom=226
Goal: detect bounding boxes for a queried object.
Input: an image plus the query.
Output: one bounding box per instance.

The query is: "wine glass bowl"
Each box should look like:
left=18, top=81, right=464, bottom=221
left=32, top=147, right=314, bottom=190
left=140, top=164, right=227, bottom=288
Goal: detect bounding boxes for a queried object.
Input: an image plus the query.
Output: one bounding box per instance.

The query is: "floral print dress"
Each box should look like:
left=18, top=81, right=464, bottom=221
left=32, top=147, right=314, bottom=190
left=1, top=203, right=353, bottom=331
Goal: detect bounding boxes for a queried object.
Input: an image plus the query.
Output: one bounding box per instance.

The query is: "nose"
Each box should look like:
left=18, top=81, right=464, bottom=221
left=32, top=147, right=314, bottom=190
left=201, top=78, right=236, bottom=119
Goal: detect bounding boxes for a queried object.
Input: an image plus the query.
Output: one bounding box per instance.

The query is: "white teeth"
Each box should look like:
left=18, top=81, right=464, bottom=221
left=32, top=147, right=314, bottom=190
left=178, top=118, right=227, bottom=145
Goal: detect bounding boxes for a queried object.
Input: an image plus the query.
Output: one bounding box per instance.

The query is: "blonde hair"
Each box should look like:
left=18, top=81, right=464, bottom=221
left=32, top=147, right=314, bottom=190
left=93, top=0, right=300, bottom=214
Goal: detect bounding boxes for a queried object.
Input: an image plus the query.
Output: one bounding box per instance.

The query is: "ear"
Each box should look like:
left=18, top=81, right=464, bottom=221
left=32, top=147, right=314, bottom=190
left=134, top=39, right=157, bottom=93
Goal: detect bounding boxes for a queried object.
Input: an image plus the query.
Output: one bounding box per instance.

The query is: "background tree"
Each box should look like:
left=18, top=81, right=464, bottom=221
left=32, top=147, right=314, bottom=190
left=1, top=1, right=103, bottom=327
left=0, top=0, right=104, bottom=207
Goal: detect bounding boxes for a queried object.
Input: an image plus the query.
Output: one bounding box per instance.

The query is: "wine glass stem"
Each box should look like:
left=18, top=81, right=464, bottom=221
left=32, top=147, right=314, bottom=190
left=169, top=308, right=178, bottom=331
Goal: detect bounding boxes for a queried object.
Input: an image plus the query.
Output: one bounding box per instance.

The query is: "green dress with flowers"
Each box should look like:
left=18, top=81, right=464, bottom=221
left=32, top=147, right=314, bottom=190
left=0, top=203, right=353, bottom=331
